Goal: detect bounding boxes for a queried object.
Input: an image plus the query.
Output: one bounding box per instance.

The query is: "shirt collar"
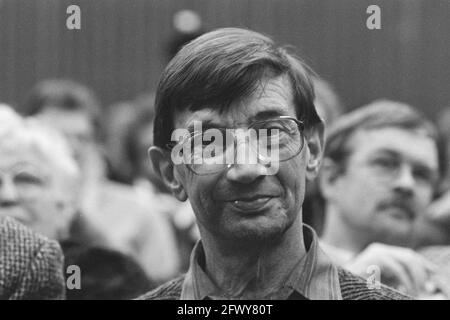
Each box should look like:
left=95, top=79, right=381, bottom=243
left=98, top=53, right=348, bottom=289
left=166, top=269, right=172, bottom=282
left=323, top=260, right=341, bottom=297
left=181, top=224, right=342, bottom=300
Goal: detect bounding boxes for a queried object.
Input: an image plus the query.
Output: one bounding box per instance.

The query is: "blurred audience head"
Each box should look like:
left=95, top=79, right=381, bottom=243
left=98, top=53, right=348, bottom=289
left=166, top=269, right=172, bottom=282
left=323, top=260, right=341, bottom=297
left=104, top=101, right=139, bottom=184
left=303, top=77, right=345, bottom=233
left=104, top=93, right=159, bottom=185
left=436, top=107, right=450, bottom=186
left=22, top=79, right=102, bottom=168
left=0, top=104, right=79, bottom=240
left=312, top=76, right=344, bottom=125
left=320, top=99, right=446, bottom=246
left=124, top=94, right=168, bottom=191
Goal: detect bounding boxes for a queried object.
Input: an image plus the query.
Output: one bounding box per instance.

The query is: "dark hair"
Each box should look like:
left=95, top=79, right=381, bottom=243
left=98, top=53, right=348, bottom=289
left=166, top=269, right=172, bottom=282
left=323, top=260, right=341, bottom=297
left=22, top=79, right=103, bottom=141
left=153, top=27, right=322, bottom=149
left=325, top=99, right=448, bottom=185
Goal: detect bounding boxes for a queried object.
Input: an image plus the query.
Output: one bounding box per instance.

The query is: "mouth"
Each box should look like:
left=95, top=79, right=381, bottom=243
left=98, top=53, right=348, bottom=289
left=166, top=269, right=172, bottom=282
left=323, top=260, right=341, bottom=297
left=226, top=195, right=276, bottom=213
left=380, top=203, right=416, bottom=221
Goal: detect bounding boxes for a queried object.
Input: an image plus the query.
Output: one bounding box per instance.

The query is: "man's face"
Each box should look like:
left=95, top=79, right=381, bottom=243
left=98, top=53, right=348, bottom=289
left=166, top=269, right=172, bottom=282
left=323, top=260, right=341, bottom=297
left=169, top=76, right=320, bottom=244
left=34, top=108, right=96, bottom=168
left=328, top=127, right=438, bottom=245
left=0, top=147, right=74, bottom=239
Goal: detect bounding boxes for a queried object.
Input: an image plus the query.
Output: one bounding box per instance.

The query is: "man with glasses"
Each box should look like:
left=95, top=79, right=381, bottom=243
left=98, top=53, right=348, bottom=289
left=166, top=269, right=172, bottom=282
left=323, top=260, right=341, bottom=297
left=319, top=100, right=449, bottom=298
left=139, top=28, right=407, bottom=300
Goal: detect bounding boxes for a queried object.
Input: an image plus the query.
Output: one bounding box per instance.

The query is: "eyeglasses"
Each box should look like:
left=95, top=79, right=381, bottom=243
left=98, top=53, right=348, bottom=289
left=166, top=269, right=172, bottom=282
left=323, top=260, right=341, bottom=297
left=366, top=156, right=437, bottom=186
left=167, top=116, right=305, bottom=175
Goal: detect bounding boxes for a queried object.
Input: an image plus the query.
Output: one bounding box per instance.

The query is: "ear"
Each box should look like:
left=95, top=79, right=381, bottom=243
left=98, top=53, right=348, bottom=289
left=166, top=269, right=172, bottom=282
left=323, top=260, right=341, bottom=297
left=318, top=158, right=342, bottom=200
left=148, top=146, right=188, bottom=201
left=305, top=123, right=325, bottom=181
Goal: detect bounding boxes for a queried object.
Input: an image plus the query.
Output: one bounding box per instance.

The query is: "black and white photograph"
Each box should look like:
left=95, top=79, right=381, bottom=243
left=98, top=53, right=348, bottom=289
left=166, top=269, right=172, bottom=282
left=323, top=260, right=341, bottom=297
left=0, top=0, right=450, bottom=306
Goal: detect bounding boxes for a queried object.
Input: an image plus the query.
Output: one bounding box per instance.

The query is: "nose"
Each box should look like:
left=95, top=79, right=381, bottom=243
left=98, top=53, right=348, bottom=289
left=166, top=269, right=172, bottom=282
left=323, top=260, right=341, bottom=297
left=392, top=165, right=415, bottom=197
left=0, top=177, right=19, bottom=207
left=226, top=139, right=270, bottom=183
left=226, top=163, right=269, bottom=183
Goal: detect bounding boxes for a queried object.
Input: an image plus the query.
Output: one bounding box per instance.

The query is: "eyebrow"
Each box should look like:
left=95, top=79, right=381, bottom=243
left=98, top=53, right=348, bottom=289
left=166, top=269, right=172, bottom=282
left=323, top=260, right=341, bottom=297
left=186, top=108, right=289, bottom=132
left=186, top=119, right=223, bottom=133
left=372, top=149, right=399, bottom=157
left=249, top=109, right=287, bottom=122
left=0, top=163, right=43, bottom=177
left=11, top=163, right=43, bottom=175
left=372, top=149, right=437, bottom=171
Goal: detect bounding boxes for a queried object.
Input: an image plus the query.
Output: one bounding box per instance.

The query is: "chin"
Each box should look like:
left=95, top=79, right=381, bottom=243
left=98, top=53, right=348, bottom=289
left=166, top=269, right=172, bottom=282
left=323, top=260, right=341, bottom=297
left=220, top=214, right=290, bottom=244
left=375, top=219, right=414, bottom=246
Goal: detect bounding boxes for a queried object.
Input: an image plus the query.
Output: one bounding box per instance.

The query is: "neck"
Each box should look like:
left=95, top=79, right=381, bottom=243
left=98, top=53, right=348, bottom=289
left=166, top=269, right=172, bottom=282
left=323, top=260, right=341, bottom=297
left=200, top=214, right=306, bottom=299
left=321, top=205, right=370, bottom=255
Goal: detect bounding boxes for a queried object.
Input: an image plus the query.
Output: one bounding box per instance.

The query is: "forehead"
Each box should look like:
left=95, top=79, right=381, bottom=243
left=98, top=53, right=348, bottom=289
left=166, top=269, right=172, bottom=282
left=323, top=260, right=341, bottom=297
left=347, top=127, right=439, bottom=170
left=174, top=76, right=296, bottom=128
left=0, top=147, right=50, bottom=174
left=35, top=108, right=93, bottom=136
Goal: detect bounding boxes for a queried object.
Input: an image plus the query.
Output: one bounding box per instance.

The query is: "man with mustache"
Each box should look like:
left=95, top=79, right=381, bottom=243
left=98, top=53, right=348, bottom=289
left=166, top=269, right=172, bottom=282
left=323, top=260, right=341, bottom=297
left=138, top=28, right=407, bottom=300
left=319, top=100, right=448, bottom=297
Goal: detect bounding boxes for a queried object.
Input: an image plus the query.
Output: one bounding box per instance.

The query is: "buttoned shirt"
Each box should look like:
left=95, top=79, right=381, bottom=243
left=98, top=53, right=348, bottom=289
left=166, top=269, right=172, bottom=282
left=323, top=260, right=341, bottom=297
left=180, top=224, right=342, bottom=300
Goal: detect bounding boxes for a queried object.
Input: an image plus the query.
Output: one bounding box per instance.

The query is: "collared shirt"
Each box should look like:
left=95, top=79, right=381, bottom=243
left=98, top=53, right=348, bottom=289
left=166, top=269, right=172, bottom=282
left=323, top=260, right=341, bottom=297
left=180, top=224, right=342, bottom=300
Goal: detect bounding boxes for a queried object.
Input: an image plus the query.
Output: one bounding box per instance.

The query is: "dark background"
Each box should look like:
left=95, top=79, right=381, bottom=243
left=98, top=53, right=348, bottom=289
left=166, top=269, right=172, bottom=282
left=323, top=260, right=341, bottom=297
left=1, top=0, right=449, bottom=117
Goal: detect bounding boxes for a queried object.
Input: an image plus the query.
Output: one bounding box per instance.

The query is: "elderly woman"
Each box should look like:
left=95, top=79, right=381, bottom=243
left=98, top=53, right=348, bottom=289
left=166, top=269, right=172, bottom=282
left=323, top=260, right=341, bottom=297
left=0, top=104, right=79, bottom=240
left=0, top=104, right=153, bottom=299
left=0, top=104, right=67, bottom=299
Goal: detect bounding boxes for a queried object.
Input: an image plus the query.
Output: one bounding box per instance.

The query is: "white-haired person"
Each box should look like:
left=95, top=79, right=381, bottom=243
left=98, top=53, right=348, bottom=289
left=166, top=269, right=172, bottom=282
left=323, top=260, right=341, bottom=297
left=0, top=105, right=154, bottom=299
left=22, top=79, right=181, bottom=283
left=0, top=104, right=79, bottom=239
left=0, top=104, right=66, bottom=299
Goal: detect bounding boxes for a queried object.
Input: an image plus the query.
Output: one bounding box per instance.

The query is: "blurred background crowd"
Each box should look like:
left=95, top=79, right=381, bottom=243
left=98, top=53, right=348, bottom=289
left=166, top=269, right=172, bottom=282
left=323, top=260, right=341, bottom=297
left=0, top=0, right=450, bottom=299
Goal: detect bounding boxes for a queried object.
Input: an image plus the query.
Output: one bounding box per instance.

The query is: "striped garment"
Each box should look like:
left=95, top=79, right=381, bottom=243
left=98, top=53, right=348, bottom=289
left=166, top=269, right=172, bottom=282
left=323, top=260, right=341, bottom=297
left=0, top=217, right=66, bottom=300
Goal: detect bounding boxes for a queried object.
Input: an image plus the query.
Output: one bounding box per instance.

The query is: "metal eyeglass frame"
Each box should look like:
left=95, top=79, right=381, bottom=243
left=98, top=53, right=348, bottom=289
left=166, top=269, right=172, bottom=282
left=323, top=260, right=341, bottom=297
left=165, top=115, right=305, bottom=175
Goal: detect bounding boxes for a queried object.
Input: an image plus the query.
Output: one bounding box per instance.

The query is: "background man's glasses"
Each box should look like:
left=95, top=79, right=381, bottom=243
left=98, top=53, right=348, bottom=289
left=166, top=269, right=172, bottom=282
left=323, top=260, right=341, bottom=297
left=367, top=156, right=437, bottom=187
left=167, top=116, right=305, bottom=175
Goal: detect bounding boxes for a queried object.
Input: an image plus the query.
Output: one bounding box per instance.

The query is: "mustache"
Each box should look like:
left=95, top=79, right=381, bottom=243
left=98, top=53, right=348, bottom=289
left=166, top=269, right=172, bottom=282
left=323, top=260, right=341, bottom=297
left=377, top=198, right=417, bottom=219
